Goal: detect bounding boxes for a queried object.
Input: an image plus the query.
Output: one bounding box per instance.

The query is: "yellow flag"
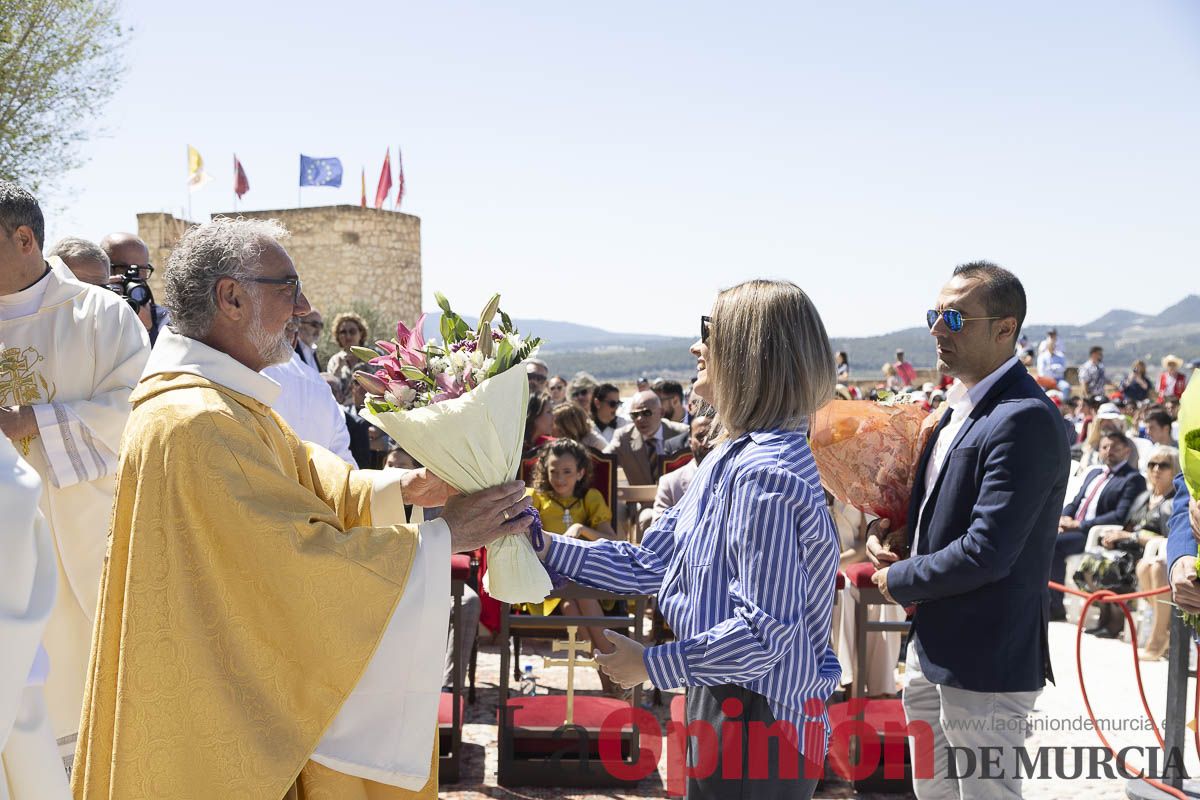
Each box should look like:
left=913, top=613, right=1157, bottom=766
left=187, top=145, right=211, bottom=191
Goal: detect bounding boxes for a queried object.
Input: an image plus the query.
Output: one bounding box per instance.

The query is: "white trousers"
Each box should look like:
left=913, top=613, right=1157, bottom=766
left=903, top=645, right=1040, bottom=800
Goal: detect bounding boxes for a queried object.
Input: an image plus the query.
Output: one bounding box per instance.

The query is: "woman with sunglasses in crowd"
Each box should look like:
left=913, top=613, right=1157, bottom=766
left=535, top=279, right=841, bottom=799
left=589, top=382, right=630, bottom=444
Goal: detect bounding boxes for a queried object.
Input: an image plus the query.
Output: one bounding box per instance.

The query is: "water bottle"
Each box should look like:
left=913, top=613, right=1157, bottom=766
left=519, top=664, right=537, bottom=696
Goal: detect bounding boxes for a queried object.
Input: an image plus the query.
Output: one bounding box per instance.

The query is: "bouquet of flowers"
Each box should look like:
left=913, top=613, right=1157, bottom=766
left=809, top=396, right=937, bottom=559
left=351, top=293, right=553, bottom=604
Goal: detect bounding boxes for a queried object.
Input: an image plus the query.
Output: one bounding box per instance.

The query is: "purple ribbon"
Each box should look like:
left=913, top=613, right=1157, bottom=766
left=522, top=506, right=567, bottom=589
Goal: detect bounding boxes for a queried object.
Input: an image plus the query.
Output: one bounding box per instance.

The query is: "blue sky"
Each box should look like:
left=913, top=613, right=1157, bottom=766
left=43, top=1, right=1200, bottom=339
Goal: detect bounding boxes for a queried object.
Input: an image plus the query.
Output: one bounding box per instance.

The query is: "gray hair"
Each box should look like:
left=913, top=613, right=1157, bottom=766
left=46, top=236, right=110, bottom=268
left=164, top=217, right=288, bottom=338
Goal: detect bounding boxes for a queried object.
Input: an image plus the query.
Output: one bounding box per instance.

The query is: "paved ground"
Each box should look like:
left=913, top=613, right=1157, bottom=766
left=442, top=598, right=1198, bottom=799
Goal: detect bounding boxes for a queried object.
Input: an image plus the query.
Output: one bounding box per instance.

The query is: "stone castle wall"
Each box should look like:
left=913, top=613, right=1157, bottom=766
left=137, top=205, right=422, bottom=333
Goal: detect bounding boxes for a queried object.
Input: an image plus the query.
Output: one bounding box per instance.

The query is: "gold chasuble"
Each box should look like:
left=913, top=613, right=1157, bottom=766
left=73, top=343, right=439, bottom=799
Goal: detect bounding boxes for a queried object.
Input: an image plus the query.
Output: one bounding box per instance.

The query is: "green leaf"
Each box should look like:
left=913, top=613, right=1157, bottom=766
left=499, top=310, right=514, bottom=333
left=400, top=365, right=436, bottom=386
left=494, top=337, right=514, bottom=376
left=350, top=346, right=379, bottom=363
left=440, top=313, right=454, bottom=344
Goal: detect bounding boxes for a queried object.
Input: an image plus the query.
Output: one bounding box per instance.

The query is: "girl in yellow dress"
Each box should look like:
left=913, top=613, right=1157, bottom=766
left=527, top=439, right=619, bottom=662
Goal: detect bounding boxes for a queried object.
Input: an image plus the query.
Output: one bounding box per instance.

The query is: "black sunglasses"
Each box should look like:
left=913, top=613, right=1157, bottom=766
left=701, top=315, right=712, bottom=344
left=629, top=409, right=655, bottom=420
left=246, top=275, right=303, bottom=305
left=603, top=399, right=620, bottom=409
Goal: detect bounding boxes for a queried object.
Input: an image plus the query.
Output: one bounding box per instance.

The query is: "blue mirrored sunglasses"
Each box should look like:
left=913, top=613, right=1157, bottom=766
left=926, top=309, right=1001, bottom=332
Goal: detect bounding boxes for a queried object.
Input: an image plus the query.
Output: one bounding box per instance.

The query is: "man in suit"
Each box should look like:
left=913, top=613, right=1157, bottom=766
left=605, top=390, right=689, bottom=486
left=1050, top=430, right=1146, bottom=620
left=653, top=411, right=715, bottom=521
left=867, top=261, right=1070, bottom=799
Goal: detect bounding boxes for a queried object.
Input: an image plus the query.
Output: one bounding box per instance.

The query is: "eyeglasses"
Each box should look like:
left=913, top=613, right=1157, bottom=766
left=1147, top=461, right=1173, bottom=470
left=527, top=373, right=547, bottom=383
left=301, top=320, right=324, bottom=330
left=571, top=389, right=589, bottom=398
left=603, top=399, right=620, bottom=409
left=246, top=276, right=303, bottom=305
left=629, top=409, right=655, bottom=420
left=926, top=309, right=1002, bottom=332
left=701, top=315, right=712, bottom=344
left=111, top=263, right=154, bottom=279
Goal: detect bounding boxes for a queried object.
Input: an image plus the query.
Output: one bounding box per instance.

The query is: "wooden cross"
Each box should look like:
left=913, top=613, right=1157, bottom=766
left=542, top=625, right=595, bottom=726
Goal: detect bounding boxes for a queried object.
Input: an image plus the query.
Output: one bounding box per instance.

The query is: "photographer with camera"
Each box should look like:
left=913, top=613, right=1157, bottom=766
left=100, top=233, right=170, bottom=346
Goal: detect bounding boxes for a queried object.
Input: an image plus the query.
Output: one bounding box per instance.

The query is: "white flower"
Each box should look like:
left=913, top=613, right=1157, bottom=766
left=427, top=356, right=449, bottom=376
left=481, top=357, right=496, bottom=374
left=469, top=349, right=485, bottom=369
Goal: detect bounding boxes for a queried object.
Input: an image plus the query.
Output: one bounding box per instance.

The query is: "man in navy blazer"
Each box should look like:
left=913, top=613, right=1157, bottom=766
left=1050, top=431, right=1146, bottom=619
left=868, top=262, right=1070, bottom=799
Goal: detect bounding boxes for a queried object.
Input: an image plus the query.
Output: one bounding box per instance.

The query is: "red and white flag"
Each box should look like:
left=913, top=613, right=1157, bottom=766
left=233, top=155, right=249, bottom=199
left=374, top=149, right=392, bottom=209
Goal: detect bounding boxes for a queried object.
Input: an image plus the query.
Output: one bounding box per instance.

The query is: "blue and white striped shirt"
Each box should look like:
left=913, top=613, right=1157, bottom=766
left=547, top=425, right=842, bottom=749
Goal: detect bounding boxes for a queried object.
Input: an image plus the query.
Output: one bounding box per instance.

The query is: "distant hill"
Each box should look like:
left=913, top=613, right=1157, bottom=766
left=414, top=295, right=1200, bottom=382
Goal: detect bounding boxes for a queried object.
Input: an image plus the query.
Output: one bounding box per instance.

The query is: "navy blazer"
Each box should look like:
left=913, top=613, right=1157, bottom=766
left=1061, top=462, right=1146, bottom=534
left=887, top=362, right=1071, bottom=693
left=1166, top=474, right=1195, bottom=571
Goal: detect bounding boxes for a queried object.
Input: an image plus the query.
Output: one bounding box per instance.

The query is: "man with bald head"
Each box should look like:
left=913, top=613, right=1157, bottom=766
left=100, top=232, right=169, bottom=344
left=605, top=390, right=689, bottom=487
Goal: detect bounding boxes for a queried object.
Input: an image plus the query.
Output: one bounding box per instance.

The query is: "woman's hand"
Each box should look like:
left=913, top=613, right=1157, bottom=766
left=1100, top=530, right=1129, bottom=548
left=594, top=631, right=649, bottom=689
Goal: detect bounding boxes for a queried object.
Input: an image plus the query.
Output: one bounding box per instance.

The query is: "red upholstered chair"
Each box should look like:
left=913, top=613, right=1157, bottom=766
left=587, top=447, right=618, bottom=522
left=825, top=561, right=913, bottom=791
left=497, top=585, right=651, bottom=787
left=662, top=450, right=693, bottom=475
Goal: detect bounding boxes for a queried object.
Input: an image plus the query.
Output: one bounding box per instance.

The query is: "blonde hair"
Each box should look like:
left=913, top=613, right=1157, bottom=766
left=552, top=403, right=594, bottom=443
left=707, top=279, right=835, bottom=438
left=331, top=312, right=369, bottom=347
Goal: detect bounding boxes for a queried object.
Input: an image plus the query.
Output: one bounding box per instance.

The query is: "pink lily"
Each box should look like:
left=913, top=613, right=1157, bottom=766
left=395, top=313, right=428, bottom=368
left=435, top=372, right=464, bottom=399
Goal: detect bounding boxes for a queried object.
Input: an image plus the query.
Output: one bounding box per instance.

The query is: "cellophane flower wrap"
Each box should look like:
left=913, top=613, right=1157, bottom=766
left=353, top=293, right=553, bottom=604
left=810, top=397, right=935, bottom=558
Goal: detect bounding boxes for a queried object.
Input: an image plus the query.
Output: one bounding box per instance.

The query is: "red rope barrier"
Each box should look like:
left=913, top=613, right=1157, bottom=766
left=1047, top=580, right=1188, bottom=798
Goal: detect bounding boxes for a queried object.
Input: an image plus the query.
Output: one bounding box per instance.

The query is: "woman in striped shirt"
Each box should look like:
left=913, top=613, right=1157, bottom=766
left=536, top=279, right=842, bottom=799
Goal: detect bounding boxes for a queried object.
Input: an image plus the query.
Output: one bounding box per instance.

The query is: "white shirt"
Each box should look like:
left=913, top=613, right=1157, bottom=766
left=261, top=351, right=354, bottom=465
left=914, top=357, right=1019, bottom=552
left=0, top=267, right=51, bottom=321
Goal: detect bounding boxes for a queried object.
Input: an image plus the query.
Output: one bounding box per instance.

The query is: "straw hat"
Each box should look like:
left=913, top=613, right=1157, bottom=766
left=1162, top=354, right=1184, bottom=370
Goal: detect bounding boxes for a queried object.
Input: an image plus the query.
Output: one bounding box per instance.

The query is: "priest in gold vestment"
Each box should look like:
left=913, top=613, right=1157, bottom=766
left=72, top=218, right=532, bottom=800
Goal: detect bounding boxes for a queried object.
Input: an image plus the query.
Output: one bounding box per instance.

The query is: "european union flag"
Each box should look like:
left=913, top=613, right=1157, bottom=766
left=299, top=155, right=343, bottom=187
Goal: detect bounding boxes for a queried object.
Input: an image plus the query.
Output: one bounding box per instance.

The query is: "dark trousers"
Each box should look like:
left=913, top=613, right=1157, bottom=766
left=684, top=684, right=820, bottom=800
left=1050, top=531, right=1086, bottom=613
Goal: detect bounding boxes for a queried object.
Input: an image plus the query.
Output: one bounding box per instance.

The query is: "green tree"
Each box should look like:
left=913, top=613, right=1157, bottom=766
left=0, top=0, right=125, bottom=191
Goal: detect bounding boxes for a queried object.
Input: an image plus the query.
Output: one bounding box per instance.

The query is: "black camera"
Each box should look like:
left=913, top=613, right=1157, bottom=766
left=105, top=265, right=155, bottom=313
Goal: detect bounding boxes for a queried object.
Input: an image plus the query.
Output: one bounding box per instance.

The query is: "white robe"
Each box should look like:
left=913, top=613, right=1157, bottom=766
left=0, top=257, right=149, bottom=744
left=262, top=351, right=354, bottom=466
left=0, top=436, right=69, bottom=799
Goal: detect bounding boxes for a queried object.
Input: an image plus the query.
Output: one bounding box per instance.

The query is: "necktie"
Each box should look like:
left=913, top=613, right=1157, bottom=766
left=1075, top=468, right=1111, bottom=522
left=646, top=437, right=660, bottom=482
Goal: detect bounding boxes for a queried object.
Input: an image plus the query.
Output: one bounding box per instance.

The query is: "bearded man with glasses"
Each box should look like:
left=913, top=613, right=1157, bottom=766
left=865, top=261, right=1071, bottom=800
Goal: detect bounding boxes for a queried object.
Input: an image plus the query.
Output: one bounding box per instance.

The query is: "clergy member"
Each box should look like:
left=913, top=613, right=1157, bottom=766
left=73, top=217, right=532, bottom=799
left=0, top=182, right=149, bottom=771
left=0, top=435, right=70, bottom=798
